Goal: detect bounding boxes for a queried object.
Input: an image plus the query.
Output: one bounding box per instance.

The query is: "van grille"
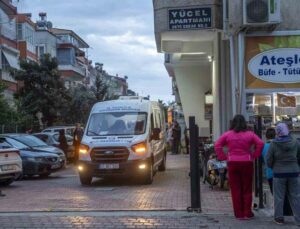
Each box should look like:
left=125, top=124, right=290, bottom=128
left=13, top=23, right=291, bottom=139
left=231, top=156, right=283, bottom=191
left=91, top=147, right=129, bottom=162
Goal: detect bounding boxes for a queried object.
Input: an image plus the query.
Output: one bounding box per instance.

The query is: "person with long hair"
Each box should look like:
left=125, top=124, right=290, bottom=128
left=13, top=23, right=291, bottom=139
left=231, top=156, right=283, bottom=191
left=215, top=114, right=264, bottom=220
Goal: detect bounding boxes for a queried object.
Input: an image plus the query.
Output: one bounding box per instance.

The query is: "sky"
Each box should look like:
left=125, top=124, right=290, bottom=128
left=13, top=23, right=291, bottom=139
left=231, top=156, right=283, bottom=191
left=16, top=0, right=174, bottom=102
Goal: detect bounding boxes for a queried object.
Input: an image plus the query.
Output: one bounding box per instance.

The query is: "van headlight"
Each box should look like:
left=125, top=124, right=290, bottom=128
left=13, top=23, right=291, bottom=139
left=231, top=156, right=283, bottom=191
left=132, top=142, right=147, bottom=156
left=79, top=144, right=91, bottom=161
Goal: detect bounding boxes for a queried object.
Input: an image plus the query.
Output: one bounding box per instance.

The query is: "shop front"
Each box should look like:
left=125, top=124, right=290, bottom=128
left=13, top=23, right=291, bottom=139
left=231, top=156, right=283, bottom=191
left=244, top=33, right=300, bottom=140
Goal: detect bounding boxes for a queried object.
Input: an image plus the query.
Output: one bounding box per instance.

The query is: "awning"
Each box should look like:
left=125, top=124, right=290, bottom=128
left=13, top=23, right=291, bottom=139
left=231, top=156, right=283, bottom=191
left=2, top=50, right=20, bottom=70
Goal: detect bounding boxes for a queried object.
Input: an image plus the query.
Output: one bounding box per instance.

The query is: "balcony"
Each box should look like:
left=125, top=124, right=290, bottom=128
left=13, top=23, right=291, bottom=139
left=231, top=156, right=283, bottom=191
left=58, top=63, right=86, bottom=80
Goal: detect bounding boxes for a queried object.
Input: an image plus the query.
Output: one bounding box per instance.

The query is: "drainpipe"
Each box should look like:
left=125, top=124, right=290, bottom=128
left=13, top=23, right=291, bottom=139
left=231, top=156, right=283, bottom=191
left=238, top=32, right=245, bottom=114
left=229, top=36, right=237, bottom=116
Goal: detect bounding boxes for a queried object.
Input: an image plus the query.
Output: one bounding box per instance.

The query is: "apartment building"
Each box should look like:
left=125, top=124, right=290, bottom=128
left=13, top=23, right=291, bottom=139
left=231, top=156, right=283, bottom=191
left=16, top=13, right=37, bottom=61
left=0, top=0, right=19, bottom=101
left=50, top=27, right=89, bottom=88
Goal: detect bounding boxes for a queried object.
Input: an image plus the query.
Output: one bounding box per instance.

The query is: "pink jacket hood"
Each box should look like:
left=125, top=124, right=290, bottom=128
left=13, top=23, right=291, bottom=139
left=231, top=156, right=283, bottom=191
left=214, top=130, right=264, bottom=161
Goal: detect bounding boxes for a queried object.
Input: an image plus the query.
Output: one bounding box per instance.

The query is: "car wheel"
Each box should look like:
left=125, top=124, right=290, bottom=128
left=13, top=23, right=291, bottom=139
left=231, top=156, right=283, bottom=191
left=158, top=151, right=167, bottom=172
left=143, top=161, right=153, bottom=185
left=40, top=173, right=51, bottom=178
left=0, top=178, right=14, bottom=186
left=79, top=174, right=92, bottom=186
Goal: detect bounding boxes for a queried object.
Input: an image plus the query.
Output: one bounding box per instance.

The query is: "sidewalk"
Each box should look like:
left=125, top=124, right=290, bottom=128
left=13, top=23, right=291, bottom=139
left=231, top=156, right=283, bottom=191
left=0, top=211, right=298, bottom=229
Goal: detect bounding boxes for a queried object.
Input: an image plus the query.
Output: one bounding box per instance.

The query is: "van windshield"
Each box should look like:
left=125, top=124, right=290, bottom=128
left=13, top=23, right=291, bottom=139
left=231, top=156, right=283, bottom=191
left=87, top=112, right=147, bottom=136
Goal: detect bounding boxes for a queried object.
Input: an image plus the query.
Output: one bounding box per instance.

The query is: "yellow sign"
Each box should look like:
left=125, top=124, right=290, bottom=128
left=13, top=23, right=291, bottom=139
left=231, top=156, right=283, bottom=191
left=245, top=35, right=300, bottom=89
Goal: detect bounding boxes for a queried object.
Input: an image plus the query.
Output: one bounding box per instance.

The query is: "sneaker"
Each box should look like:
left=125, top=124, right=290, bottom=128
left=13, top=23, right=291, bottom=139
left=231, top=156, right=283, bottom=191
left=274, top=218, right=284, bottom=225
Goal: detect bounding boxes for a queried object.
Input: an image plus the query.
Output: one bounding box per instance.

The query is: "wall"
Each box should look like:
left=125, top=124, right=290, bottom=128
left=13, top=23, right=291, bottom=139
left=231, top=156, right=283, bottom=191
left=174, top=64, right=211, bottom=136
left=228, top=0, right=300, bottom=34
left=0, top=8, right=16, bottom=41
left=35, top=31, right=57, bottom=58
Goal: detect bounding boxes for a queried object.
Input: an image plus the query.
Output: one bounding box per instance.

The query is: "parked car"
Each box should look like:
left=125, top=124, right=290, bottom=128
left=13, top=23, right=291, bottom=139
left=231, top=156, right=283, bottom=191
left=0, top=134, right=66, bottom=166
left=0, top=136, right=64, bottom=178
left=0, top=142, right=22, bottom=186
left=33, top=132, right=75, bottom=160
left=42, top=126, right=75, bottom=137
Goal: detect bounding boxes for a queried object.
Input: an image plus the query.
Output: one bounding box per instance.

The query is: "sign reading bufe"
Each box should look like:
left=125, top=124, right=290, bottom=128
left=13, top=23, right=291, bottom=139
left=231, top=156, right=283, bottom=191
left=248, top=48, right=300, bottom=84
left=168, top=7, right=212, bottom=30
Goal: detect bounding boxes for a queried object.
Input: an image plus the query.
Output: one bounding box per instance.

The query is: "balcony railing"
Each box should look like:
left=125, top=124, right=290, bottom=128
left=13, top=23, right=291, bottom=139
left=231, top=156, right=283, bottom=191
left=58, top=63, right=86, bottom=78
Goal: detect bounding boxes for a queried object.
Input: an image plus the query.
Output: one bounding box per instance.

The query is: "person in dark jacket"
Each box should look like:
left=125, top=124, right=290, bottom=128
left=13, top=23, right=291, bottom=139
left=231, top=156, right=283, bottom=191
left=58, top=129, right=68, bottom=158
left=262, top=128, right=292, bottom=216
left=171, top=121, right=181, bottom=155
left=266, top=122, right=300, bottom=226
left=73, top=123, right=83, bottom=163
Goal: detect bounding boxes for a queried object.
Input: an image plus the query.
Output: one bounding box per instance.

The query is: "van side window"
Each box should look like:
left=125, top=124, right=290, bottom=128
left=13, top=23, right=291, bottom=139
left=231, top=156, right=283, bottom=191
left=154, top=109, right=162, bottom=129
left=151, top=113, right=154, bottom=132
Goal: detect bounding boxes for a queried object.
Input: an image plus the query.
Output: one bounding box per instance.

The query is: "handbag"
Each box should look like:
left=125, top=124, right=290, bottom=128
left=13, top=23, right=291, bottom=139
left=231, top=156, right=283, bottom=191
left=228, top=154, right=252, bottom=162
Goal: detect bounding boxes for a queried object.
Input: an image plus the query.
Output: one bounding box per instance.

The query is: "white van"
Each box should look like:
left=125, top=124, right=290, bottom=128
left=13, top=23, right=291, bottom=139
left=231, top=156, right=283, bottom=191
left=78, top=97, right=167, bottom=185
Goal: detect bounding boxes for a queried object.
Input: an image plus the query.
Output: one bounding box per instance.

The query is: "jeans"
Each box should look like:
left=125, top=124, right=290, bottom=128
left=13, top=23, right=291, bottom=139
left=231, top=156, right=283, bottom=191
left=268, top=178, right=293, bottom=216
left=273, top=177, right=300, bottom=224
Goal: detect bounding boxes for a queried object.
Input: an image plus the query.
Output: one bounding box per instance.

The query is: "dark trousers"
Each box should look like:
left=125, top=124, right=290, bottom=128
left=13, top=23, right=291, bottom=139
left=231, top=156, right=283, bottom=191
left=268, top=178, right=293, bottom=216
left=228, top=161, right=254, bottom=218
left=172, top=139, right=180, bottom=154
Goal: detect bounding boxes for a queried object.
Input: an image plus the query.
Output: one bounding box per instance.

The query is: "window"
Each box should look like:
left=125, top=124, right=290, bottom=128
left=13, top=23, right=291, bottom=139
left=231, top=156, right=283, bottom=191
left=37, top=45, right=45, bottom=59
left=17, top=24, right=23, bottom=40
left=87, top=112, right=147, bottom=136
left=1, top=53, right=10, bottom=70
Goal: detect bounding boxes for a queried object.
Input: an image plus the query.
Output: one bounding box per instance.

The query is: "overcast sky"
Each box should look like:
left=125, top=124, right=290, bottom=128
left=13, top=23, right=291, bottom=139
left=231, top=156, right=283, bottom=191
left=16, top=0, right=173, bottom=102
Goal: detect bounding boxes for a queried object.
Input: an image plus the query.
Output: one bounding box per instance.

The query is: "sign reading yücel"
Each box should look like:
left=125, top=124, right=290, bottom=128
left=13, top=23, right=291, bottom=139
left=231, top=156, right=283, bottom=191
left=248, top=48, right=300, bottom=84
left=168, top=7, right=212, bottom=30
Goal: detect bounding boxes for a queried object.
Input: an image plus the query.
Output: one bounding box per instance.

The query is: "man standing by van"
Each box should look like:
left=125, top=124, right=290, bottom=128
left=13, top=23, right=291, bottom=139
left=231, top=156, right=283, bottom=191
left=73, top=123, right=83, bottom=163
left=172, top=121, right=181, bottom=155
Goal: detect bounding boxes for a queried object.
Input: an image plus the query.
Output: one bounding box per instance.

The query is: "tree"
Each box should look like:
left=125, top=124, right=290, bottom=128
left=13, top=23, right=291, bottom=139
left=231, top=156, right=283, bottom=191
left=65, top=84, right=95, bottom=124
left=91, top=62, right=108, bottom=101
left=11, top=54, right=70, bottom=126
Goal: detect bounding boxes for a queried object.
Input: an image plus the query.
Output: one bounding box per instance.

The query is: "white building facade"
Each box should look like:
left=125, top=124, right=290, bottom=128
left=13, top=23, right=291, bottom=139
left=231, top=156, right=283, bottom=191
left=153, top=0, right=300, bottom=140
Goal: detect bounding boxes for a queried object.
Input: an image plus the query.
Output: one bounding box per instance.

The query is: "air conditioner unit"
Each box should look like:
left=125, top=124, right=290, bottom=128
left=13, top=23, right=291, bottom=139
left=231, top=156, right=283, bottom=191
left=243, top=0, right=281, bottom=26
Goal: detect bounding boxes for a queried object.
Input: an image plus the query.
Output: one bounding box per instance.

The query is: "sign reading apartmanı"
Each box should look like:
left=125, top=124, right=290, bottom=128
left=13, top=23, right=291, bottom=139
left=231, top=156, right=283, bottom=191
left=248, top=48, right=300, bottom=84
left=168, top=7, right=212, bottom=30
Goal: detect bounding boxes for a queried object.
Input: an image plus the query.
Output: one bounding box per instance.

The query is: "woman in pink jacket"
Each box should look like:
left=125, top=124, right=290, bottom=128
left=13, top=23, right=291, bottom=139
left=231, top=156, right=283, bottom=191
left=215, top=115, right=264, bottom=220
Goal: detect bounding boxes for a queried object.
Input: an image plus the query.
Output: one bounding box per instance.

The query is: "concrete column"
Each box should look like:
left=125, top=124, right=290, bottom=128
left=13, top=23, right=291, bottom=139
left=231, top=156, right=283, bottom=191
left=174, top=64, right=211, bottom=137
left=212, top=33, right=221, bottom=140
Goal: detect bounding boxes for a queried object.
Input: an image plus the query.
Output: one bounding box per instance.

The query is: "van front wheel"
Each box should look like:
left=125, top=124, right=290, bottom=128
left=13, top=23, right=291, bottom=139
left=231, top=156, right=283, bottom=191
left=79, top=174, right=92, bottom=186
left=143, top=162, right=153, bottom=185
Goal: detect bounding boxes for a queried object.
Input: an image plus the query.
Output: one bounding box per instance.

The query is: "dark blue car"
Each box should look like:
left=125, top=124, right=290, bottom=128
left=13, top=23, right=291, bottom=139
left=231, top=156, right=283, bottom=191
left=0, top=136, right=64, bottom=178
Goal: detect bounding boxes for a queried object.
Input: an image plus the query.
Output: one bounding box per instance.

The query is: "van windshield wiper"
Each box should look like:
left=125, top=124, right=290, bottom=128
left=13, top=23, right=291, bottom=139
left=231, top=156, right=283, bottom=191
left=87, top=130, right=100, bottom=136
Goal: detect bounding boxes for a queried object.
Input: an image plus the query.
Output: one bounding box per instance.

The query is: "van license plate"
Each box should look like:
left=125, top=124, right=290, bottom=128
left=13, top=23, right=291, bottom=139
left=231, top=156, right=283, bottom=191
left=99, top=163, right=119, bottom=169
left=1, top=165, right=15, bottom=171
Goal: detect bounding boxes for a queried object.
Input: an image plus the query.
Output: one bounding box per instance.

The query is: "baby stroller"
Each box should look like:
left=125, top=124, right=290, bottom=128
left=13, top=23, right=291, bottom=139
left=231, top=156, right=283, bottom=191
left=205, top=153, right=227, bottom=189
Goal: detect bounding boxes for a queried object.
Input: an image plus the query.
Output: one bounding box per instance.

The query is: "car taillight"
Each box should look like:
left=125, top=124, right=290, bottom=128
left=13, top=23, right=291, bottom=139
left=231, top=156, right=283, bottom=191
left=132, top=142, right=147, bottom=156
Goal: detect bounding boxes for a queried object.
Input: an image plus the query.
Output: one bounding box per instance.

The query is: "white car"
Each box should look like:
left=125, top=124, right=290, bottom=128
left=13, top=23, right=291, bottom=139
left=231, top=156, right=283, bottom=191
left=42, top=126, right=75, bottom=136
left=0, top=148, right=22, bottom=186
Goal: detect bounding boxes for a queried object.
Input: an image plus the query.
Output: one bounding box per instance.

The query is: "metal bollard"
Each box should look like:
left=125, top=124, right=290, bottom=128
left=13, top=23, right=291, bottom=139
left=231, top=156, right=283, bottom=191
left=187, top=116, right=201, bottom=212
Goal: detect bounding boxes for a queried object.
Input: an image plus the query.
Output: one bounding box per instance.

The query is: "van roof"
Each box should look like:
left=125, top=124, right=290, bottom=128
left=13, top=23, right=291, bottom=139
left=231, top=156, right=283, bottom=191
left=91, top=99, right=159, bottom=113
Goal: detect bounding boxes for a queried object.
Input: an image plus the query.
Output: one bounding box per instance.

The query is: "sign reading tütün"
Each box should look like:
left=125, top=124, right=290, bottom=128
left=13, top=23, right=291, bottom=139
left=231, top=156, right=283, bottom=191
left=168, top=7, right=212, bottom=30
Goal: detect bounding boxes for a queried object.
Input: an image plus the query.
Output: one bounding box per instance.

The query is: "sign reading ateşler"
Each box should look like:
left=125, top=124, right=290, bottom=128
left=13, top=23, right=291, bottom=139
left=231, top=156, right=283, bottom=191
left=248, top=48, right=300, bottom=84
